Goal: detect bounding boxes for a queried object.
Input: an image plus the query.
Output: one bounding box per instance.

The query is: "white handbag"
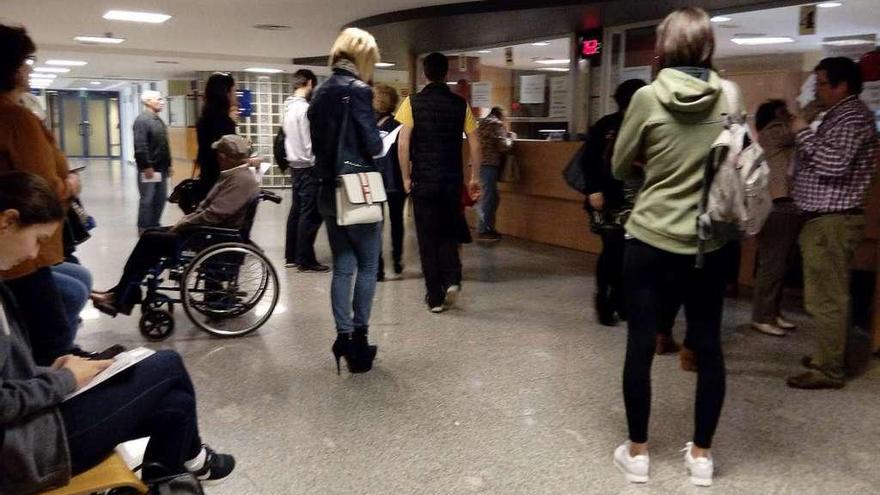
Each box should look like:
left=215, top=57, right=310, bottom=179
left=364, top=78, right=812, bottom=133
left=335, top=172, right=387, bottom=226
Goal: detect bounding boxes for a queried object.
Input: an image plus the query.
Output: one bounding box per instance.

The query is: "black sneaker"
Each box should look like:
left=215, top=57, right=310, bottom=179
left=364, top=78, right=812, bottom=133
left=191, top=445, right=235, bottom=482
left=298, top=263, right=330, bottom=273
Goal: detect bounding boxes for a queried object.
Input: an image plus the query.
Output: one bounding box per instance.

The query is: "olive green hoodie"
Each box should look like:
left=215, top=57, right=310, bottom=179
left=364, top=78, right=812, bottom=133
left=613, top=68, right=742, bottom=254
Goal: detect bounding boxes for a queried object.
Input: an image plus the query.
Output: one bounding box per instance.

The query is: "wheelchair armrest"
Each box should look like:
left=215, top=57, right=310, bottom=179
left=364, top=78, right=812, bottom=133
left=259, top=189, right=282, bottom=204
left=189, top=226, right=241, bottom=236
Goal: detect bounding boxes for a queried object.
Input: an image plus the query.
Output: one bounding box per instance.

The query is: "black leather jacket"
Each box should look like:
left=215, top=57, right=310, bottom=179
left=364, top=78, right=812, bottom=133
left=308, top=69, right=382, bottom=217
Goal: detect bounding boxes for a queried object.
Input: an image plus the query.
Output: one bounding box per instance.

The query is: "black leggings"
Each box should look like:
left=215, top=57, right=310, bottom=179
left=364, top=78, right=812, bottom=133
left=596, top=229, right=625, bottom=307
left=622, top=239, right=727, bottom=448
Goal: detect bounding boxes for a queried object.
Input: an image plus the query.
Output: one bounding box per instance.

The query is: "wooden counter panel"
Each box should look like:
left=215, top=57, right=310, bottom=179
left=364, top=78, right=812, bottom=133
left=498, top=141, right=583, bottom=201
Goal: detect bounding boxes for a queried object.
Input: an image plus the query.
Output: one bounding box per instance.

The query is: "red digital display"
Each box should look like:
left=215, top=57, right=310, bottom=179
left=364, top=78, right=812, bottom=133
left=582, top=39, right=601, bottom=57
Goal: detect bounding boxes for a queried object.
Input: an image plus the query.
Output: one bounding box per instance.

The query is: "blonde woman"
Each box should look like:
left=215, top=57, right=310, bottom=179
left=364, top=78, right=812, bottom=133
left=610, top=7, right=745, bottom=486
left=307, top=28, right=384, bottom=374
left=372, top=83, right=406, bottom=280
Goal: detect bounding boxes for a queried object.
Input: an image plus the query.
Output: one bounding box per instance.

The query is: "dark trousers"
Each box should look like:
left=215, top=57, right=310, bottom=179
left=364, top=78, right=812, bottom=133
left=597, top=229, right=625, bottom=313
left=112, top=229, right=181, bottom=303
left=61, top=350, right=202, bottom=477
left=5, top=267, right=77, bottom=366
left=378, top=192, right=406, bottom=274
left=622, top=239, right=727, bottom=448
left=412, top=187, right=462, bottom=307
left=752, top=202, right=804, bottom=323
left=285, top=167, right=324, bottom=265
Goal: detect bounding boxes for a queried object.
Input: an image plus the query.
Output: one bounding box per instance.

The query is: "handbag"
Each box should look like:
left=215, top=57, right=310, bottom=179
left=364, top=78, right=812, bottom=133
left=64, top=198, right=94, bottom=246
left=333, top=81, right=387, bottom=226
left=562, top=143, right=588, bottom=193
left=169, top=178, right=201, bottom=214
left=142, top=464, right=205, bottom=495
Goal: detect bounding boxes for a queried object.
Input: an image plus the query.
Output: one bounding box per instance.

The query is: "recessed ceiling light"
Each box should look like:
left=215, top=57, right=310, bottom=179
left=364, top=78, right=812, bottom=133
left=75, top=35, right=126, bottom=44
left=103, top=10, right=172, bottom=23
left=822, top=38, right=875, bottom=46
left=90, top=81, right=102, bottom=85
left=25, top=59, right=34, bottom=66
left=477, top=50, right=492, bottom=54
left=817, top=2, right=843, bottom=8
left=537, top=67, right=570, bottom=72
left=731, top=36, right=795, bottom=45
left=536, top=58, right=570, bottom=65
left=531, top=42, right=551, bottom=46
left=244, top=67, right=283, bottom=74
left=253, top=24, right=292, bottom=31
left=375, top=62, right=395, bottom=68
left=30, top=74, right=57, bottom=79
left=154, top=60, right=180, bottom=65
left=33, top=67, right=70, bottom=73
left=711, top=16, right=732, bottom=23
left=46, top=60, right=88, bottom=66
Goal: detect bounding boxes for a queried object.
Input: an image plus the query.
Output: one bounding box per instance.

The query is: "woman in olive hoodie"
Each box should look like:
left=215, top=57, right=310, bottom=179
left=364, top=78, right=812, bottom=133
left=609, top=8, right=745, bottom=487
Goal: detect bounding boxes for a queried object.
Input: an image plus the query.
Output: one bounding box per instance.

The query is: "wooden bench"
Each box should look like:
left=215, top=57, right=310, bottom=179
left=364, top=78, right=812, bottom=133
left=39, top=453, right=147, bottom=495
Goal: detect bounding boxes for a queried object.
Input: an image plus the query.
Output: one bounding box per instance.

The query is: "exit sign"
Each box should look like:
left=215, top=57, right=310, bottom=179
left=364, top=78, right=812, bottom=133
left=578, top=29, right=603, bottom=64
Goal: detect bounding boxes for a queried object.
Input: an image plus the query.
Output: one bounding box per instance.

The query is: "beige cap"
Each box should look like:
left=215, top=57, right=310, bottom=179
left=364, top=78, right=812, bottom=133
left=211, top=134, right=252, bottom=159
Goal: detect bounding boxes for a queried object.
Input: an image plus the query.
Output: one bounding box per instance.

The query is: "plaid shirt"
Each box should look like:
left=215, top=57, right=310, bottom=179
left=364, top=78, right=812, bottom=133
left=792, top=95, right=879, bottom=213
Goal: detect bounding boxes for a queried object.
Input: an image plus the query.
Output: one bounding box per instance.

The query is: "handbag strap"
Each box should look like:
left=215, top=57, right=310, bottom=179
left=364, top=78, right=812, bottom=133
left=333, top=80, right=357, bottom=176
left=357, top=173, right=373, bottom=204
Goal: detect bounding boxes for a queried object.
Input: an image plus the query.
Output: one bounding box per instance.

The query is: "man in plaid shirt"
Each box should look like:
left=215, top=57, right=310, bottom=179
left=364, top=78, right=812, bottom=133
left=788, top=57, right=879, bottom=389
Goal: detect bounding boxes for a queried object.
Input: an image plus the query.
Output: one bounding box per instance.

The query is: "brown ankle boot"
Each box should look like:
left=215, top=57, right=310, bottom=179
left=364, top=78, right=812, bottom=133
left=679, top=346, right=697, bottom=372
left=655, top=334, right=681, bottom=355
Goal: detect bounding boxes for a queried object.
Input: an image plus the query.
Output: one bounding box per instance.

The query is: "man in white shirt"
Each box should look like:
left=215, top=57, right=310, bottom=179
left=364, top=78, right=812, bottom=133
left=283, top=69, right=328, bottom=272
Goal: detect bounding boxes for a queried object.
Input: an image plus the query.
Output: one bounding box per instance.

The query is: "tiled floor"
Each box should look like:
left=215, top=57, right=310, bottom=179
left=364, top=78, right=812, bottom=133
left=72, top=159, right=878, bottom=494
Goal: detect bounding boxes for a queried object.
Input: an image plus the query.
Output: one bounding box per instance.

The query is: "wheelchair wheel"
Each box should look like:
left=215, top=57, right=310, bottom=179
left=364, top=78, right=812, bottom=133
left=145, top=293, right=174, bottom=313
left=139, top=310, right=175, bottom=341
left=181, top=242, right=279, bottom=337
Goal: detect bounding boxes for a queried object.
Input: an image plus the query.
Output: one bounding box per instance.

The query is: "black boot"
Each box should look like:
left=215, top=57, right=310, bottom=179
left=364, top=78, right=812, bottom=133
left=332, top=330, right=377, bottom=375
left=595, top=291, right=618, bottom=327
left=353, top=326, right=378, bottom=368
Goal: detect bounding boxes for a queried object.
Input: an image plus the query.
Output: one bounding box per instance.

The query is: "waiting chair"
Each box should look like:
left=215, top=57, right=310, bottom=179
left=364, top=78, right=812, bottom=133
left=39, top=453, right=147, bottom=495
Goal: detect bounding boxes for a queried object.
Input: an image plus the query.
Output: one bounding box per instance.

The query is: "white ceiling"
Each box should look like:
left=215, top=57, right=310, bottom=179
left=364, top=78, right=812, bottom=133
left=2, top=0, right=470, bottom=88
left=714, top=0, right=880, bottom=57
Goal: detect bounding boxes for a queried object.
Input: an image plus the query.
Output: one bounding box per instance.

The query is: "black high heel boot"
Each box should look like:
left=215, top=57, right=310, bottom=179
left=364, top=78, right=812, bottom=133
left=332, top=329, right=377, bottom=374
left=331, top=334, right=349, bottom=375
left=353, top=326, right=378, bottom=360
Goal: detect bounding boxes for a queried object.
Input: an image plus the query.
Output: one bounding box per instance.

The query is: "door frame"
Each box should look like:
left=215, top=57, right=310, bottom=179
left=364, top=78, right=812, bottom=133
left=55, top=90, right=121, bottom=158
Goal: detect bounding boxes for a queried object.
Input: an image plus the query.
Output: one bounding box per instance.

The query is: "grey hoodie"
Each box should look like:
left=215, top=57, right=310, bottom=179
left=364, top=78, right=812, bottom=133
left=0, top=283, right=77, bottom=495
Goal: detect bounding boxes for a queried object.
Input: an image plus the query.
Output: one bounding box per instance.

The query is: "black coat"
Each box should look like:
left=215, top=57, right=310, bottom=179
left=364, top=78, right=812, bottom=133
left=195, top=114, right=237, bottom=200
left=308, top=69, right=383, bottom=217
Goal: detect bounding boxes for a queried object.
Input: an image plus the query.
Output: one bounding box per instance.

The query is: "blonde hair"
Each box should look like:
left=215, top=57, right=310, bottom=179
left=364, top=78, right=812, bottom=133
left=330, top=27, right=380, bottom=82
left=372, top=83, right=399, bottom=114
left=655, top=7, right=715, bottom=69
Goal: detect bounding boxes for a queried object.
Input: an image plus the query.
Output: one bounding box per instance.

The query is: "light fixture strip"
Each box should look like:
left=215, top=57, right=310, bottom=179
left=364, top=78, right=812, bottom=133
left=45, top=60, right=88, bottom=66
left=103, top=10, right=172, bottom=23
left=74, top=36, right=126, bottom=44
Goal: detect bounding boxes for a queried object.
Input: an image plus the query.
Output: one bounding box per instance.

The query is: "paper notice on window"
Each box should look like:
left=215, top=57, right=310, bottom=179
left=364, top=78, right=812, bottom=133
left=373, top=124, right=402, bottom=159
left=64, top=347, right=156, bottom=400
left=140, top=172, right=162, bottom=183
left=520, top=75, right=546, bottom=104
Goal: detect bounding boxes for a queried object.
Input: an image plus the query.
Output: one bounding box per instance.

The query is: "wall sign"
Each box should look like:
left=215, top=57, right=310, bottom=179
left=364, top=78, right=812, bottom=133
left=549, top=77, right=569, bottom=118
left=236, top=89, right=252, bottom=118
left=471, top=82, right=492, bottom=108
left=505, top=47, right=514, bottom=67
left=520, top=75, right=546, bottom=104
left=799, top=5, right=816, bottom=36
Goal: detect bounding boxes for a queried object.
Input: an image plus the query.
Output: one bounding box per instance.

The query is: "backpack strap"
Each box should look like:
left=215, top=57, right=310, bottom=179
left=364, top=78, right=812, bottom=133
left=719, top=79, right=743, bottom=122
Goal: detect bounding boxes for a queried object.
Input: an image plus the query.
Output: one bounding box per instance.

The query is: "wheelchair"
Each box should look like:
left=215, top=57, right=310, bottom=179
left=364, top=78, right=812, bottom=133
left=135, top=189, right=282, bottom=341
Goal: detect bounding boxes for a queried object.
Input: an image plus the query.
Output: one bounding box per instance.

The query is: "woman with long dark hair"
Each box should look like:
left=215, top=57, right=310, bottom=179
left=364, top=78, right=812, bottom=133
left=195, top=72, right=238, bottom=201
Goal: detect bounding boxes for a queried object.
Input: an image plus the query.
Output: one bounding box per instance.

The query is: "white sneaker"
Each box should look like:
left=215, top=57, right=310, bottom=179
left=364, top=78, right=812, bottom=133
left=430, top=305, right=445, bottom=314
left=444, top=284, right=461, bottom=308
left=682, top=442, right=713, bottom=487
left=751, top=322, right=786, bottom=337
left=613, top=442, right=649, bottom=483
left=776, top=316, right=796, bottom=330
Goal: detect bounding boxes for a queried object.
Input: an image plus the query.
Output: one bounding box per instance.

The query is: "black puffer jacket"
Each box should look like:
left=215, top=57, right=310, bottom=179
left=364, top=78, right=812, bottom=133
left=308, top=68, right=383, bottom=217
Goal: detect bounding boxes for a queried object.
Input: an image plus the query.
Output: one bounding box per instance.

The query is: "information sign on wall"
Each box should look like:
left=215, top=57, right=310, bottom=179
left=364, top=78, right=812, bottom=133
left=549, top=77, right=569, bottom=118
left=471, top=82, right=492, bottom=108
left=799, top=5, right=817, bottom=36
left=520, top=75, right=546, bottom=104
left=236, top=89, right=252, bottom=118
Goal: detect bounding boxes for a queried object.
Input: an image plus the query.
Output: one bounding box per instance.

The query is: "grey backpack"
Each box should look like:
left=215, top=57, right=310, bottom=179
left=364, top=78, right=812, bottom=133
left=696, top=80, right=772, bottom=267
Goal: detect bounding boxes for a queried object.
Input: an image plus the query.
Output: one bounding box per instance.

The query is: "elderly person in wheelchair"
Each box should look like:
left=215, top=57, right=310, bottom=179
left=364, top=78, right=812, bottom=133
left=92, top=135, right=261, bottom=318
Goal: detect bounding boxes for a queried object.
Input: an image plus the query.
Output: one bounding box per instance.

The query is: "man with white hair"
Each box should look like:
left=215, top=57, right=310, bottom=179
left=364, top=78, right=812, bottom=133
left=133, top=89, right=171, bottom=233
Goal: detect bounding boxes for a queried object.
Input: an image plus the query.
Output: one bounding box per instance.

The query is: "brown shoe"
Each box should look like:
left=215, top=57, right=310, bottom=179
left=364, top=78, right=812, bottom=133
left=655, top=334, right=681, bottom=355
left=786, top=371, right=845, bottom=390
left=679, top=346, right=697, bottom=373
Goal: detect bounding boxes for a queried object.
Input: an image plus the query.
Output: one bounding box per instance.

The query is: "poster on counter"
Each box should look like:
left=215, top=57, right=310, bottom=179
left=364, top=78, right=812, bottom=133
left=471, top=82, right=492, bottom=108
left=619, top=65, right=653, bottom=84
left=549, top=77, right=569, bottom=118
left=520, top=74, right=546, bottom=104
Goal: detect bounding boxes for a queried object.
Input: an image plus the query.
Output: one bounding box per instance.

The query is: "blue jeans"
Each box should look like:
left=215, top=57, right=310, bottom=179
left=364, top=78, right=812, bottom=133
left=51, top=262, right=93, bottom=329
left=5, top=267, right=77, bottom=366
left=61, top=350, right=202, bottom=477
left=137, top=176, right=168, bottom=231
left=324, top=219, right=382, bottom=333
left=477, top=166, right=500, bottom=234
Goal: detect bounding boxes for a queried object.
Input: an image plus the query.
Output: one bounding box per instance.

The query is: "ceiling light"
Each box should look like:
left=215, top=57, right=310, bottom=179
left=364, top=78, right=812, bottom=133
left=74, top=36, right=126, bottom=44
left=33, top=67, right=70, bottom=73
left=731, top=36, right=795, bottom=45
left=477, top=50, right=492, bottom=54
left=77, top=87, right=88, bottom=91
left=536, top=59, right=570, bottom=65
left=103, top=10, right=172, bottom=23
left=531, top=42, right=551, bottom=46
left=253, top=24, right=291, bottom=31
left=90, top=81, right=102, bottom=85
left=822, top=38, right=874, bottom=46
left=537, top=67, right=569, bottom=72
left=46, top=60, right=88, bottom=66
left=817, top=2, right=843, bottom=7
left=711, top=16, right=732, bottom=23
left=244, top=67, right=283, bottom=74
left=25, top=59, right=34, bottom=66
left=154, top=60, right=180, bottom=65
left=30, top=74, right=57, bottom=79
left=375, top=62, right=395, bottom=68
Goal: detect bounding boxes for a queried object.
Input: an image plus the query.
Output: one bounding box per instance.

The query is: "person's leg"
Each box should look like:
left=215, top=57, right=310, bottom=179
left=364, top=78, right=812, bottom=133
left=388, top=192, right=406, bottom=268
left=477, top=166, right=499, bottom=234
left=6, top=267, right=77, bottom=365
left=295, top=168, right=324, bottom=266
left=150, top=176, right=168, bottom=229
left=325, top=219, right=357, bottom=333
left=112, top=230, right=181, bottom=295
left=596, top=229, right=619, bottom=323
left=51, top=268, right=90, bottom=329
left=350, top=222, right=383, bottom=328
left=284, top=169, right=303, bottom=264
left=439, top=194, right=464, bottom=290
left=622, top=240, right=676, bottom=445
left=682, top=247, right=728, bottom=449
left=752, top=207, right=798, bottom=324
left=53, top=261, right=93, bottom=292
left=61, top=350, right=203, bottom=476
left=606, top=230, right=627, bottom=318
left=137, top=179, right=157, bottom=233
left=412, top=194, right=444, bottom=307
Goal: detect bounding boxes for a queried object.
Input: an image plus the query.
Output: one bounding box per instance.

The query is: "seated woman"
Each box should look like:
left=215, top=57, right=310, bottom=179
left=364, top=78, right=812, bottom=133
left=0, top=171, right=235, bottom=494
left=92, top=135, right=260, bottom=316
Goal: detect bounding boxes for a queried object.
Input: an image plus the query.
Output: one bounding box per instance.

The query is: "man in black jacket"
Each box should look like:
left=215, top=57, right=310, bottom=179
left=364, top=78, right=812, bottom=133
left=397, top=53, right=481, bottom=313
left=133, top=90, right=171, bottom=234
